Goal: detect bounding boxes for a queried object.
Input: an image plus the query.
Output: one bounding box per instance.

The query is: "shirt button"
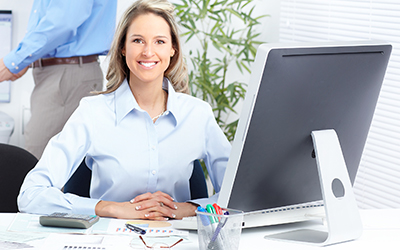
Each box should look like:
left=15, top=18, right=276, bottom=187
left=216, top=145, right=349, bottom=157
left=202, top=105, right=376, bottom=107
left=152, top=170, right=156, bottom=175
left=34, top=10, right=37, bottom=13
left=11, top=62, right=15, bottom=66
left=15, top=66, right=19, bottom=70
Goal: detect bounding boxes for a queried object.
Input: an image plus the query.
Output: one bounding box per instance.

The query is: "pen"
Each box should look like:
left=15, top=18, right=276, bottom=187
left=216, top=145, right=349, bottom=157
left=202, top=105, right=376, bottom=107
left=197, top=206, right=210, bottom=226
left=125, top=223, right=146, bottom=235
left=212, top=203, right=222, bottom=222
left=204, top=204, right=227, bottom=250
left=207, top=217, right=228, bottom=250
left=206, top=204, right=217, bottom=223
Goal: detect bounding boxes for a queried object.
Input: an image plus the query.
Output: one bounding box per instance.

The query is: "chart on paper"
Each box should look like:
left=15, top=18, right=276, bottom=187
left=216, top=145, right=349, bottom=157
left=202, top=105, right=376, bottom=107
left=107, top=219, right=188, bottom=236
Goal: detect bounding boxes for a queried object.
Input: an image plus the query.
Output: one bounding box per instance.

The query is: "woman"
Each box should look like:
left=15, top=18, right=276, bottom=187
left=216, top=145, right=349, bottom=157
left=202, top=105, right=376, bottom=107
left=18, top=0, right=231, bottom=221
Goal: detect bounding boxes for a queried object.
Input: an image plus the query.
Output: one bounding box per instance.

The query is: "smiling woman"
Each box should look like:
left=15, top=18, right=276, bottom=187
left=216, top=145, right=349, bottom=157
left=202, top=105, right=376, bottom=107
left=122, top=12, right=174, bottom=120
left=104, top=0, right=188, bottom=95
left=17, top=0, right=231, bottom=222
left=123, top=13, right=175, bottom=85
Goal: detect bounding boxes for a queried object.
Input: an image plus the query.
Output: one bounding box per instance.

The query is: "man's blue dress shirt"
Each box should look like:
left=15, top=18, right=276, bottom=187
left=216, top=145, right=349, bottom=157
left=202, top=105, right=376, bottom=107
left=4, top=0, right=117, bottom=73
left=18, top=78, right=232, bottom=215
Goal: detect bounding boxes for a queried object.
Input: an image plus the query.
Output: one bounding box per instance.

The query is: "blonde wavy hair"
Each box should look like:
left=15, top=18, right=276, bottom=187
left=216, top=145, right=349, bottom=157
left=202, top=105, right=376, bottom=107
left=101, top=0, right=188, bottom=94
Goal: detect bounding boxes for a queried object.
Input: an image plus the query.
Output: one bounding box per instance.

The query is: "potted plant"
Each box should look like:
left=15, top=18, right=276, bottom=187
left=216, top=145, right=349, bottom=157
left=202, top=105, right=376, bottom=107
left=175, top=0, right=266, bottom=141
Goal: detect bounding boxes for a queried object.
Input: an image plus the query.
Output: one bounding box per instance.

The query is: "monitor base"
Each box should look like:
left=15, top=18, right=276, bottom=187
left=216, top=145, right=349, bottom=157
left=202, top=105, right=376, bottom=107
left=265, top=129, right=363, bottom=246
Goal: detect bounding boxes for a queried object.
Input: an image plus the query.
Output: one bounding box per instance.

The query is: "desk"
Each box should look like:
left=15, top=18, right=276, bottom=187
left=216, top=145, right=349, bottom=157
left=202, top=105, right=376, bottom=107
left=1, top=209, right=399, bottom=249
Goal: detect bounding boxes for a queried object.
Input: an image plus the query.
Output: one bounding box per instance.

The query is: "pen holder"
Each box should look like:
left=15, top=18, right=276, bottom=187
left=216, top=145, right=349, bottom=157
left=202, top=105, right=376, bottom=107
left=196, top=208, right=244, bottom=250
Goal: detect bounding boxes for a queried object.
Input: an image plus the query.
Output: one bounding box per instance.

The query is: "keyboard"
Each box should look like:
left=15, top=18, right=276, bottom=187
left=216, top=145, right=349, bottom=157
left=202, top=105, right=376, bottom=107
left=172, top=216, right=197, bottom=230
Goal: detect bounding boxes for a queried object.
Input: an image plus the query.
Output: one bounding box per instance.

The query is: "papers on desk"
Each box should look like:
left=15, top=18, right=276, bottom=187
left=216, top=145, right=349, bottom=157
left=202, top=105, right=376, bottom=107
left=9, top=213, right=189, bottom=237
left=5, top=213, right=191, bottom=249
left=42, top=234, right=132, bottom=250
left=100, top=219, right=188, bottom=237
left=0, top=231, right=45, bottom=243
left=0, top=240, right=34, bottom=249
left=8, top=213, right=89, bottom=234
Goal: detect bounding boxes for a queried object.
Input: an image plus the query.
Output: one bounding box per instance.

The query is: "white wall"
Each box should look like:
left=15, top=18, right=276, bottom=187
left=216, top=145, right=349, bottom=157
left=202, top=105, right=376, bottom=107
left=0, top=0, right=280, bottom=149
left=0, top=0, right=34, bottom=147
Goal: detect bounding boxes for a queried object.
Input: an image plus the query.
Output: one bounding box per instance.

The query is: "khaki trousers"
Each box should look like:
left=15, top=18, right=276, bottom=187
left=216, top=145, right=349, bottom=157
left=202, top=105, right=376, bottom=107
left=25, top=61, right=103, bottom=159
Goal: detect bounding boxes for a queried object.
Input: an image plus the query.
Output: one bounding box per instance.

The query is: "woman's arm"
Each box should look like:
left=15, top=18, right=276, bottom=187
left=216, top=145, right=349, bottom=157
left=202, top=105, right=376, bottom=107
left=17, top=99, right=97, bottom=215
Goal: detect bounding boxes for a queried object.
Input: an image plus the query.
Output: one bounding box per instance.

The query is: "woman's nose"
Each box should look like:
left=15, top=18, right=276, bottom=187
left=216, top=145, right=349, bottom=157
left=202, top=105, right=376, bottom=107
left=142, top=44, right=154, bottom=57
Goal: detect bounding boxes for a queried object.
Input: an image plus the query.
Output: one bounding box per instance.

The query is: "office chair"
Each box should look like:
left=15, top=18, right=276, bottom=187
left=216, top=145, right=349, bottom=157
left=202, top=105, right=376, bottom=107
left=64, top=159, right=209, bottom=199
left=0, top=143, right=38, bottom=212
left=190, top=159, right=209, bottom=199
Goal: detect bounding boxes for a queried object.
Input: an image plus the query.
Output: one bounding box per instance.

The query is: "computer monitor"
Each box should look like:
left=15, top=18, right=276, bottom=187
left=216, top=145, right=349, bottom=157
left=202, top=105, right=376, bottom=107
left=218, top=41, right=391, bottom=234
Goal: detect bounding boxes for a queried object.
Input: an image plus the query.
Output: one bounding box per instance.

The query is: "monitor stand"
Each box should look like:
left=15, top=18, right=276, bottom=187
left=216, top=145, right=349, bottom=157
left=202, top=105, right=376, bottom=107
left=264, top=129, right=363, bottom=246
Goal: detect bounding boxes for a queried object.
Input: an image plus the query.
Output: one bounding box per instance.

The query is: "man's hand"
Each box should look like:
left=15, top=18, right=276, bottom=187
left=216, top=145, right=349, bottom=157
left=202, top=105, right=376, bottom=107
left=10, top=66, right=29, bottom=81
left=0, top=58, right=29, bottom=82
left=0, top=58, right=14, bottom=82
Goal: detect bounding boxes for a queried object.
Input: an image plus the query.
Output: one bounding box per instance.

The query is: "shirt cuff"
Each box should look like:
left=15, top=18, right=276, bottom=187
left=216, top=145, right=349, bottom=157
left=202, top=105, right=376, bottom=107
left=3, top=53, right=23, bottom=74
left=68, top=194, right=101, bottom=215
left=188, top=193, right=219, bottom=208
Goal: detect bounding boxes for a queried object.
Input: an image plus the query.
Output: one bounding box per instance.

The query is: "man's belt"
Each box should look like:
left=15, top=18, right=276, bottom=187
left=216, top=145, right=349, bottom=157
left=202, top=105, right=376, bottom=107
left=30, top=55, right=99, bottom=68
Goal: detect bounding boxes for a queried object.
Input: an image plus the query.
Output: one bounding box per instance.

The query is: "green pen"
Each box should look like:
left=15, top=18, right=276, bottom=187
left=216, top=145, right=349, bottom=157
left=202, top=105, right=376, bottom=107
left=206, top=204, right=217, bottom=224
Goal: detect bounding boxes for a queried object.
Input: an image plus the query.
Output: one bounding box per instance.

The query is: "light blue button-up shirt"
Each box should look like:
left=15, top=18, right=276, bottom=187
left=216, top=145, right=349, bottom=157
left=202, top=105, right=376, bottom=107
left=18, top=78, right=232, bottom=215
left=3, top=0, right=117, bottom=73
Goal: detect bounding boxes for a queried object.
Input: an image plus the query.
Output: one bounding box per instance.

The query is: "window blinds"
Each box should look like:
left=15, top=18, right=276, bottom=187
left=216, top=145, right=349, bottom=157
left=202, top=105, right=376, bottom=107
left=279, top=0, right=400, bottom=209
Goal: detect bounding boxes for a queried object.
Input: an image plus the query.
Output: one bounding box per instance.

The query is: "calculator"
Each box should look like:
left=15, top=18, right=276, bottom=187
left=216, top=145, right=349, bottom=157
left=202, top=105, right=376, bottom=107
left=39, top=212, right=100, bottom=229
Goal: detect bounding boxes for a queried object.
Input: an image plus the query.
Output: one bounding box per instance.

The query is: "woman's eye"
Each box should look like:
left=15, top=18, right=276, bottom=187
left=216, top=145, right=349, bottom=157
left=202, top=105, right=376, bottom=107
left=156, top=40, right=165, bottom=44
left=133, top=39, right=143, bottom=43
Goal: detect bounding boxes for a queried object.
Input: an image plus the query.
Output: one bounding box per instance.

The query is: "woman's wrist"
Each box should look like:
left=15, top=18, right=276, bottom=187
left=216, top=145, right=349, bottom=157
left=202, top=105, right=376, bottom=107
left=173, top=202, right=197, bottom=219
left=95, top=200, right=118, bottom=218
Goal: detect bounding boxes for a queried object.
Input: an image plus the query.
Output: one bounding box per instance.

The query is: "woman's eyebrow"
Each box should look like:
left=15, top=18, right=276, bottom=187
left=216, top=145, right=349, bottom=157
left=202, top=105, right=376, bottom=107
left=128, top=34, right=170, bottom=40
left=128, top=34, right=143, bottom=38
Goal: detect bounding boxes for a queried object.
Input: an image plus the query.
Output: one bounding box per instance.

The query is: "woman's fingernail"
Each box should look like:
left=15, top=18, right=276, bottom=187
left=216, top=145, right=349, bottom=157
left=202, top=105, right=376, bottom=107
left=145, top=214, right=150, bottom=218
left=172, top=214, right=176, bottom=218
left=174, top=205, right=178, bottom=210
left=135, top=206, right=141, bottom=210
left=130, top=199, right=135, bottom=204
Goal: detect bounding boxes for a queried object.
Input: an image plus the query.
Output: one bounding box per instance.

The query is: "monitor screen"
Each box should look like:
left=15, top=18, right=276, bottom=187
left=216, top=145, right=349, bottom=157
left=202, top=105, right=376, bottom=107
left=218, top=41, right=391, bottom=227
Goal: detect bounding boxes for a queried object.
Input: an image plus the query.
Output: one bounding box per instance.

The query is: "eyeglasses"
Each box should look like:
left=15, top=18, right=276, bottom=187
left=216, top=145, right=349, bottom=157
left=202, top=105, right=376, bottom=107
left=140, top=236, right=183, bottom=249
left=130, top=236, right=183, bottom=249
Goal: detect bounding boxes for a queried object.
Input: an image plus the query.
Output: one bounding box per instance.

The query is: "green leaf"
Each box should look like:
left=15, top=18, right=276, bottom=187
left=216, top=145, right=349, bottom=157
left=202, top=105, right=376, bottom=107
left=175, top=0, right=266, bottom=141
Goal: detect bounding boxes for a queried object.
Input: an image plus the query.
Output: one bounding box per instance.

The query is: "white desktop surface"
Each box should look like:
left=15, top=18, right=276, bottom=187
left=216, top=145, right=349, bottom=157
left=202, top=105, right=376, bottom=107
left=0, top=209, right=399, bottom=249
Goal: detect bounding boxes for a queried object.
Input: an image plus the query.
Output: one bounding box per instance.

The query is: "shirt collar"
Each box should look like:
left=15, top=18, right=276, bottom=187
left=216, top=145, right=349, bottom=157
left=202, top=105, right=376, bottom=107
left=114, top=78, right=180, bottom=126
left=163, top=77, right=180, bottom=126
left=115, top=79, right=138, bottom=125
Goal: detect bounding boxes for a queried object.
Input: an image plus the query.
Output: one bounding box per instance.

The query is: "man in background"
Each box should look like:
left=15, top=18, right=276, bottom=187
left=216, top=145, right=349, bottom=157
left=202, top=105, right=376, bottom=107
left=0, top=0, right=117, bottom=159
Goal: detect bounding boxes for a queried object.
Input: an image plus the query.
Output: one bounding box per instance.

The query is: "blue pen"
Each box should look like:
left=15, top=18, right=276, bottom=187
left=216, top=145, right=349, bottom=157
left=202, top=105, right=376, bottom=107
left=125, top=223, right=146, bottom=235
left=207, top=217, right=228, bottom=249
left=197, top=206, right=210, bottom=227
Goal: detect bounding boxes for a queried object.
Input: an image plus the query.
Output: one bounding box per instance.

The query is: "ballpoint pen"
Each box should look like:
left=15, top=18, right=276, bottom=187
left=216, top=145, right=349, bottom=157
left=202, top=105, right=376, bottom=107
left=125, top=223, right=146, bottom=235
left=207, top=217, right=228, bottom=250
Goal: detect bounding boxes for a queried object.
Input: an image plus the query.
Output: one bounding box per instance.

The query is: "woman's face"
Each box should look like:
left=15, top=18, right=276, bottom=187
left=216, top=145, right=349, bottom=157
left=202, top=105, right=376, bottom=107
left=123, top=13, right=175, bottom=88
